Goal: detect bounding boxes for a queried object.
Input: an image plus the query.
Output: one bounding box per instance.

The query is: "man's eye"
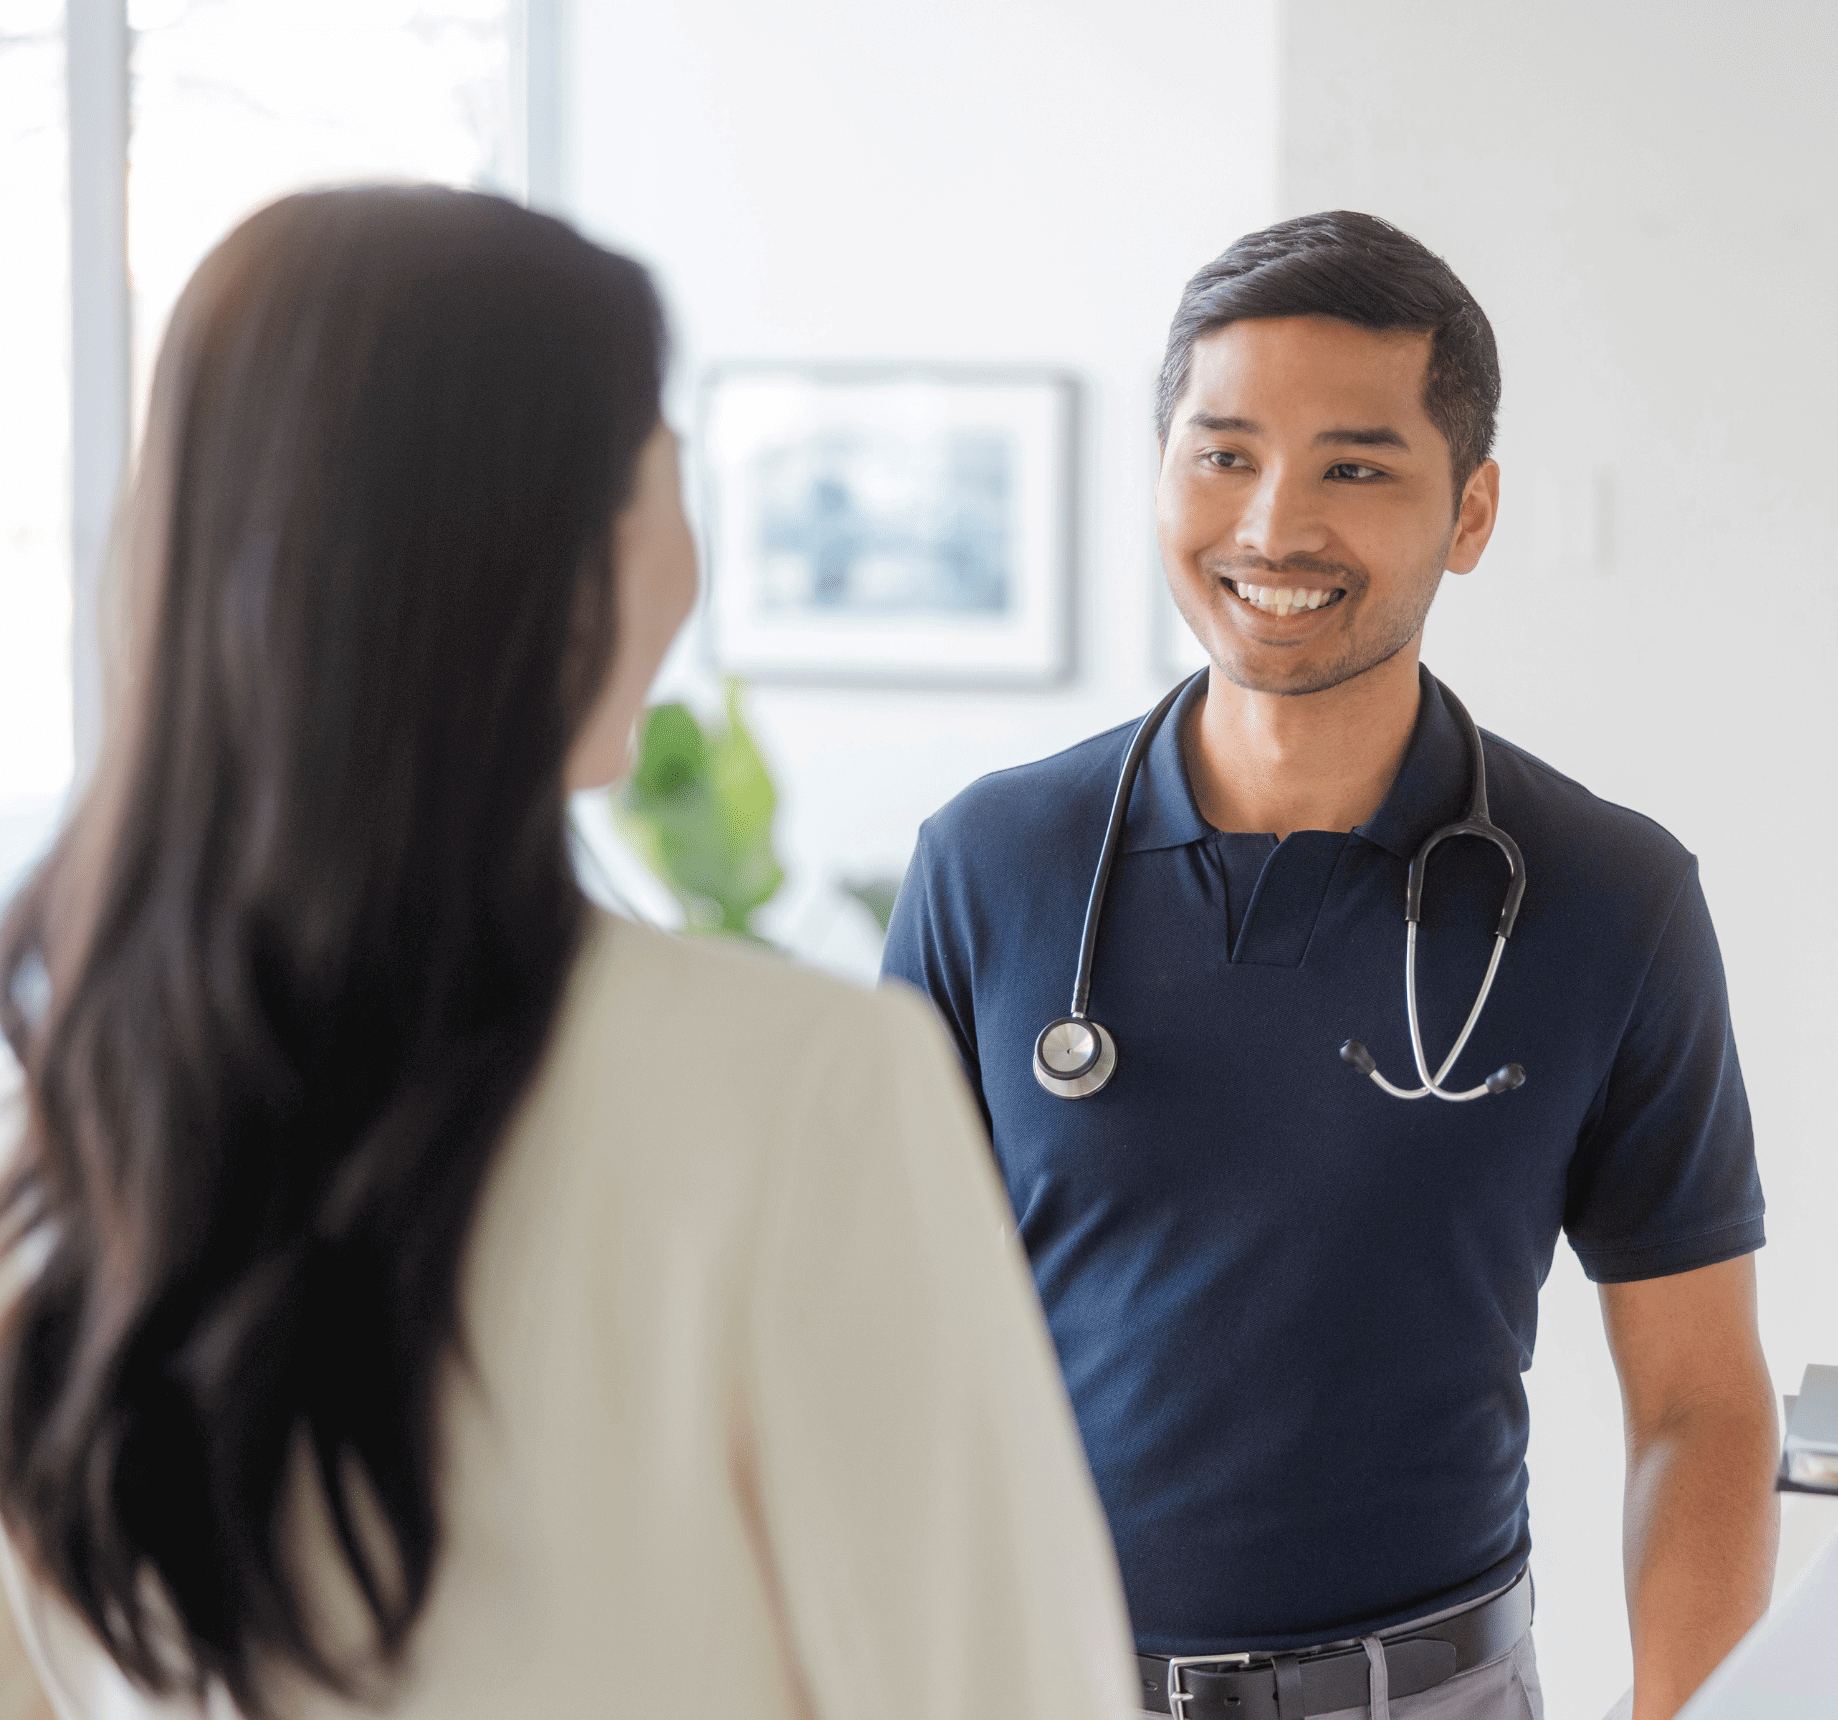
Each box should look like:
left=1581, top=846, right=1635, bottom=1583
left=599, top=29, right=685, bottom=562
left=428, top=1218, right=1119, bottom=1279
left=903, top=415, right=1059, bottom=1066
left=1205, top=450, right=1249, bottom=470
left=1326, top=461, right=1383, bottom=481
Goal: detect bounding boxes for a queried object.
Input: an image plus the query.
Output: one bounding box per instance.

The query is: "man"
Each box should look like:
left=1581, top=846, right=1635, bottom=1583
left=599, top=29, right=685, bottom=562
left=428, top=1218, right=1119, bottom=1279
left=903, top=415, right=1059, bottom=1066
left=881, top=212, right=1777, bottom=1720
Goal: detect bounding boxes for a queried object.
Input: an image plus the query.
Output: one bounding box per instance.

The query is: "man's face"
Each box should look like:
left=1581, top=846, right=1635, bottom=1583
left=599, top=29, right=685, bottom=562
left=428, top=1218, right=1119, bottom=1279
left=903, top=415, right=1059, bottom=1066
left=1156, top=315, right=1497, bottom=698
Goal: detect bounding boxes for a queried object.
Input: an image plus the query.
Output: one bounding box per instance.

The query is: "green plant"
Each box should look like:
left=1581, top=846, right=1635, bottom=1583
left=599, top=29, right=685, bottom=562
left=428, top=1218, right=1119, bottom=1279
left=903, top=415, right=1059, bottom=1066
left=614, top=681, right=786, bottom=941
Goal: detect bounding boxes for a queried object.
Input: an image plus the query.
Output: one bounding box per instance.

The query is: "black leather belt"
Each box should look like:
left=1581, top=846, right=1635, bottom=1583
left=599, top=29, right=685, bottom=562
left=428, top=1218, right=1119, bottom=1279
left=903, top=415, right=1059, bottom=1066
left=1135, top=1567, right=1532, bottom=1720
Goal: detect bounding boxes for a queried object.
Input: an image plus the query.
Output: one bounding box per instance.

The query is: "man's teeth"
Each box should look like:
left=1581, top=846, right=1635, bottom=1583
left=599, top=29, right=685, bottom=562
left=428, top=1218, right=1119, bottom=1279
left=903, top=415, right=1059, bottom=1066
left=1231, top=580, right=1336, bottom=617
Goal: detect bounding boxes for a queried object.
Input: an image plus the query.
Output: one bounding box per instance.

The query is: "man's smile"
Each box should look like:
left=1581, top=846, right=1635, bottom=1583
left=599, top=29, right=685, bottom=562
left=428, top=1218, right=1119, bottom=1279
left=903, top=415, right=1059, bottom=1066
left=1224, top=577, right=1348, bottom=618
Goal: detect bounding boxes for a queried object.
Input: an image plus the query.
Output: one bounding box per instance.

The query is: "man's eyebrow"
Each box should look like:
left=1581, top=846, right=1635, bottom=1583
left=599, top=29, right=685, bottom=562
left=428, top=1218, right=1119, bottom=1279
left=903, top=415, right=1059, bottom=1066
left=1184, top=414, right=1413, bottom=453
left=1314, top=425, right=1411, bottom=451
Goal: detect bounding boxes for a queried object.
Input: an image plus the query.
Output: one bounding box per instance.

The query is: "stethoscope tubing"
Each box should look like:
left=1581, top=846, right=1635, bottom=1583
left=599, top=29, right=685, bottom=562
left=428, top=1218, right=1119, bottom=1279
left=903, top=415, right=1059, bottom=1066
left=1367, top=925, right=1509, bottom=1101
left=1066, top=672, right=1201, bottom=1020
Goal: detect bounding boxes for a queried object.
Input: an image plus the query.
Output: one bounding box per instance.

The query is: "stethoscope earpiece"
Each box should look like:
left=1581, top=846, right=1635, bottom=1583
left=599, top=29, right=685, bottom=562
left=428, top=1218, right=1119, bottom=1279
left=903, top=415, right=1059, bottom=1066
left=1346, top=1040, right=1522, bottom=1094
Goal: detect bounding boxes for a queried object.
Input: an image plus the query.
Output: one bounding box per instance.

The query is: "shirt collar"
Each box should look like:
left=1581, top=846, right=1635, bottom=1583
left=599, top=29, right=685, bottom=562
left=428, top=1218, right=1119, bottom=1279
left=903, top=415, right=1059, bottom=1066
left=1120, top=671, right=1212, bottom=855
left=1119, top=663, right=1472, bottom=859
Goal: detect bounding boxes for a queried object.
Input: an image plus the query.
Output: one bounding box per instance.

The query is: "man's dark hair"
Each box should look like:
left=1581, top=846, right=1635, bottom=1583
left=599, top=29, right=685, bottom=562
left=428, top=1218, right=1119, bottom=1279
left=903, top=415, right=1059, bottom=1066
left=1155, top=210, right=1501, bottom=494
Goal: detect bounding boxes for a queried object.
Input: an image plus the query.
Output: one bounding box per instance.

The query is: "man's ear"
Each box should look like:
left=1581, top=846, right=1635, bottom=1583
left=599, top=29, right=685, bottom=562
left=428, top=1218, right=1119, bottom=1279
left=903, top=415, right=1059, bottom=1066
left=1446, top=458, right=1500, bottom=575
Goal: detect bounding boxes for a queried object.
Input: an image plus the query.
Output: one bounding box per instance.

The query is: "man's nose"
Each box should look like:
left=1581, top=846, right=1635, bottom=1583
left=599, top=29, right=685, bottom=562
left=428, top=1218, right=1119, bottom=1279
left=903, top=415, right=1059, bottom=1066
left=1235, top=467, right=1328, bottom=565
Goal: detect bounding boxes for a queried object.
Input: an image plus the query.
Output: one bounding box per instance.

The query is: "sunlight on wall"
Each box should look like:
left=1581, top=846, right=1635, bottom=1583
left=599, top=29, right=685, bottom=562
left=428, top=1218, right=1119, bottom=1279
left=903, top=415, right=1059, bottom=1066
left=127, top=0, right=519, bottom=429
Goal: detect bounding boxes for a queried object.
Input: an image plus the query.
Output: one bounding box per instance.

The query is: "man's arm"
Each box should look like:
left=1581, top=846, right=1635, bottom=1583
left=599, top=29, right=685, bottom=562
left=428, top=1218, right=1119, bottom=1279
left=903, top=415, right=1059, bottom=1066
left=1600, top=1254, right=1778, bottom=1720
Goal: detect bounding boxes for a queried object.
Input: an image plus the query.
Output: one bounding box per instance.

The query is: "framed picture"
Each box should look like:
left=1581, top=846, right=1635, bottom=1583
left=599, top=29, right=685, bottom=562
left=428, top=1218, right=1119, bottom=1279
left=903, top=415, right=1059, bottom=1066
left=699, top=364, right=1077, bottom=687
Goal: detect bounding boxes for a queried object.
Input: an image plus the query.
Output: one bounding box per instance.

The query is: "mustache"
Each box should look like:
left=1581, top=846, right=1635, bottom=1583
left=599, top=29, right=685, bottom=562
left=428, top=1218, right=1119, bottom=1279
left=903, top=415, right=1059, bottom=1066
left=1208, top=554, right=1366, bottom=591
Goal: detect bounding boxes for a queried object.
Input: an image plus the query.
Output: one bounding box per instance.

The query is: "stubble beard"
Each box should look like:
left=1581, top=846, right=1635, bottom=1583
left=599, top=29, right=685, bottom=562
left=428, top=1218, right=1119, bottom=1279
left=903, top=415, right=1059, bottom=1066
left=1180, top=546, right=1449, bottom=700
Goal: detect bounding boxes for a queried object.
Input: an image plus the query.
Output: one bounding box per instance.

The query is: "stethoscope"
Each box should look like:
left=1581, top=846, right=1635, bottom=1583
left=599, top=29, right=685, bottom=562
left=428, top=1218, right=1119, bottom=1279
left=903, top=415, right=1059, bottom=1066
left=1031, top=670, right=1528, bottom=1103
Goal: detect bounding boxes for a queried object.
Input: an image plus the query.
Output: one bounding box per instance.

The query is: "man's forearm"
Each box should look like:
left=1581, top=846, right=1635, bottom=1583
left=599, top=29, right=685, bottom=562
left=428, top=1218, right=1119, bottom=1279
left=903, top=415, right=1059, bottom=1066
left=1623, top=1395, right=1778, bottom=1720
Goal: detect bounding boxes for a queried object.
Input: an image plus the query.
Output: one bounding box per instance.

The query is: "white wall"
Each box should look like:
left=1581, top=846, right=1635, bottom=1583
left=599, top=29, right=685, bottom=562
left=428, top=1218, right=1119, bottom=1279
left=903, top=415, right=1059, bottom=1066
left=568, top=0, right=1278, bottom=969
left=1281, top=3, right=1838, bottom=1714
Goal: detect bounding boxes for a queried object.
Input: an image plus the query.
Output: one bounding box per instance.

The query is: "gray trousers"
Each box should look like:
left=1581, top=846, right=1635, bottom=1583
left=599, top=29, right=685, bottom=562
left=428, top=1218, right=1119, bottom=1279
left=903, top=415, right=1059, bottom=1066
left=1321, top=1630, right=1540, bottom=1720
left=1139, top=1625, right=1544, bottom=1720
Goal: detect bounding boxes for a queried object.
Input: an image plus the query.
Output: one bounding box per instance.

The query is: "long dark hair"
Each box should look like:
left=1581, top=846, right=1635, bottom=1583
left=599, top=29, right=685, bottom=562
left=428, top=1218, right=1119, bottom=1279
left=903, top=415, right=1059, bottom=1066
left=0, top=187, right=663, bottom=1710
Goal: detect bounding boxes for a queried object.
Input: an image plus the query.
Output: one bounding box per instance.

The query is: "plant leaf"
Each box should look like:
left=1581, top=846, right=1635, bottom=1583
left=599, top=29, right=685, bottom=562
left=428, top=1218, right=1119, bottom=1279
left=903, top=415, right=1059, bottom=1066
left=629, top=703, right=707, bottom=802
left=613, top=682, right=786, bottom=939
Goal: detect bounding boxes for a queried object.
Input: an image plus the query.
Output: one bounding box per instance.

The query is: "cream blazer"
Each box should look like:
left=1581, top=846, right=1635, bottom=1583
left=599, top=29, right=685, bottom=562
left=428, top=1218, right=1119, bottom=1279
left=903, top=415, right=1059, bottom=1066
left=0, top=915, right=1137, bottom=1719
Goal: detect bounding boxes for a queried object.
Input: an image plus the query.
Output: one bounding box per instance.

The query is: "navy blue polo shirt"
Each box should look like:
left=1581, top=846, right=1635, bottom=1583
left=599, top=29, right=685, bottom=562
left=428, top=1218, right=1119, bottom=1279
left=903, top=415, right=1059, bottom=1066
left=881, top=667, right=1763, bottom=1654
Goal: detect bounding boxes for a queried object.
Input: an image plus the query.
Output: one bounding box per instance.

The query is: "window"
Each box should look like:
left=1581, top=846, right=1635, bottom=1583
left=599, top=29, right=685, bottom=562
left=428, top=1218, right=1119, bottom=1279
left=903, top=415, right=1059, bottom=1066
left=0, top=1, right=72, bottom=902
left=0, top=0, right=547, bottom=909
left=128, top=0, right=522, bottom=423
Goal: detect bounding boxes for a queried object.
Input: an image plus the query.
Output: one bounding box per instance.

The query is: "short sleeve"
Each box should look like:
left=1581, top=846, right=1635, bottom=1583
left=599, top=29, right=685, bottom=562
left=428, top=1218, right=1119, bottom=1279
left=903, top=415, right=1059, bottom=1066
left=743, top=985, right=1137, bottom=1720
left=879, top=824, right=987, bottom=1125
left=1564, top=859, right=1764, bottom=1282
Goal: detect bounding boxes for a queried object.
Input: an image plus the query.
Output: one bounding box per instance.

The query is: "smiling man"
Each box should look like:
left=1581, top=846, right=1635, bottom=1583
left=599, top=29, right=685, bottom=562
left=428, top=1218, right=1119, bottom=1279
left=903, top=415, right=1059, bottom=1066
left=882, top=213, right=1777, bottom=1720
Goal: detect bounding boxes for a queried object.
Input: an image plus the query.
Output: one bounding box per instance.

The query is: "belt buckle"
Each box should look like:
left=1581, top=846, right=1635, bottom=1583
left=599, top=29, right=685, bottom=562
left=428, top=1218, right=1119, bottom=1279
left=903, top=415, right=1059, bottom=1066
left=1164, top=1652, right=1254, bottom=1717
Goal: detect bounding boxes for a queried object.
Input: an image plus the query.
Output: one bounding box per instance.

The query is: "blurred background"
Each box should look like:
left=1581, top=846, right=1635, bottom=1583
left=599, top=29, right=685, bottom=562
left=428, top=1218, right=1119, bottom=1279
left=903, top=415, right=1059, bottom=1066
left=2, top=2, right=1834, bottom=1714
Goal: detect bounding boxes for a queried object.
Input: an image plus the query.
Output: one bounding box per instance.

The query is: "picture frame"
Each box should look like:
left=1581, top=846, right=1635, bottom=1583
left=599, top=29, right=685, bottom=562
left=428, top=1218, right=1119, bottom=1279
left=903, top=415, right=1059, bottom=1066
left=698, top=364, right=1078, bottom=688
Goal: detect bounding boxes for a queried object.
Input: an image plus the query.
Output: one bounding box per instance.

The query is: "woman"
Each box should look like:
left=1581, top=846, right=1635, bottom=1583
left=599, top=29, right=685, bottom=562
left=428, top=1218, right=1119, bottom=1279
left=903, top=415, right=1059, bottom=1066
left=0, top=189, right=1135, bottom=1719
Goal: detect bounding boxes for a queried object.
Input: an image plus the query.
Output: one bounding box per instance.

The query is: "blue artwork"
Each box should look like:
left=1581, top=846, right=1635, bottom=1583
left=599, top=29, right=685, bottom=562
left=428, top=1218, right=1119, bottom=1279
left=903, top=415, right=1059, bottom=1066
left=753, top=429, right=1014, bottom=616
left=703, top=366, right=1074, bottom=686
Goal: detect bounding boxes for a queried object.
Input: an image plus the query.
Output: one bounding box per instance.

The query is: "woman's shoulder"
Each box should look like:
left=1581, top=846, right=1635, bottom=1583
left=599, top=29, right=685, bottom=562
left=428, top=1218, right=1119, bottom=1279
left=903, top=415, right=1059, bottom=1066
left=473, top=911, right=975, bottom=1341
left=543, top=911, right=942, bottom=1137
left=580, top=910, right=924, bottom=1054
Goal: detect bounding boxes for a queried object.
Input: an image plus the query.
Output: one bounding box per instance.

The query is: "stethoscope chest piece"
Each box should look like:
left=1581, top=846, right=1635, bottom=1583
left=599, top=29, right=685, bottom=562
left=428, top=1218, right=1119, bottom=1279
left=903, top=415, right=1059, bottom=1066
left=1033, top=1015, right=1118, bottom=1100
